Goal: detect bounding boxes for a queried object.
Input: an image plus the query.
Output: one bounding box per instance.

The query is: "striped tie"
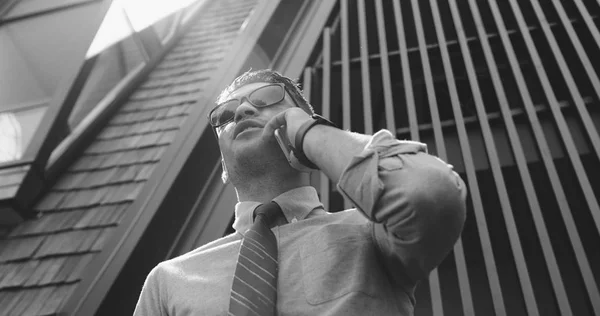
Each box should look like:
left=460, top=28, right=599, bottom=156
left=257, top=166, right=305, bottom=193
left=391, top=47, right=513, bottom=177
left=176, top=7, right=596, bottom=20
left=229, top=202, right=282, bottom=316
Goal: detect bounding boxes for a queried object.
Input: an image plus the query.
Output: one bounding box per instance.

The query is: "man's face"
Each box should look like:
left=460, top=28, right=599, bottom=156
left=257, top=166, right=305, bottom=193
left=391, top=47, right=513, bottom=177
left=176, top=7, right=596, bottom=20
left=216, top=82, right=296, bottom=179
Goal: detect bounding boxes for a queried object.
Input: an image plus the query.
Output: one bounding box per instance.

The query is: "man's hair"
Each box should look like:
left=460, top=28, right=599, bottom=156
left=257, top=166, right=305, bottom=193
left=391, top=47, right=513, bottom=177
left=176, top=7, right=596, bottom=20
left=216, top=69, right=315, bottom=115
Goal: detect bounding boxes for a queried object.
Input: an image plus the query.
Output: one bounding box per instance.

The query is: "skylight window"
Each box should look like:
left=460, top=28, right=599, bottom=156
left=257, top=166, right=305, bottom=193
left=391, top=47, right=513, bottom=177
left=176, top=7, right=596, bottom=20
left=0, top=0, right=201, bottom=166
left=87, top=0, right=196, bottom=58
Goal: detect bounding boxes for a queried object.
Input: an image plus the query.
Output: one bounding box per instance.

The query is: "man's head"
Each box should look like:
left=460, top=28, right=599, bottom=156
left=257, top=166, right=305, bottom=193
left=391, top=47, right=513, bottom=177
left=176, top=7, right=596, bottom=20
left=211, top=69, right=313, bottom=185
left=216, top=69, right=314, bottom=116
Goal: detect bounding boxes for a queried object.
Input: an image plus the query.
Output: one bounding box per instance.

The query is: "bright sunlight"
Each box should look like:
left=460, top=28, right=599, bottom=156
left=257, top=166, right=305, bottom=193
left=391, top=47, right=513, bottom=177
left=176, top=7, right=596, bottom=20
left=86, top=0, right=198, bottom=58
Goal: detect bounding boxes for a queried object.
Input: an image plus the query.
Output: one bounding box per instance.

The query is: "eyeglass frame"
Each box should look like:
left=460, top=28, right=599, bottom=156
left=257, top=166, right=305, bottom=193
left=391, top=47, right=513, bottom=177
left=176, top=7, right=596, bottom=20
left=208, top=82, right=301, bottom=137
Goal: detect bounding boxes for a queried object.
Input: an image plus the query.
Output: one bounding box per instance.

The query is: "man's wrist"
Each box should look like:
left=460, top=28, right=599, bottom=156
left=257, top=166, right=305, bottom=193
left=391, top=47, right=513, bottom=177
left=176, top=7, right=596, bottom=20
left=302, top=124, right=333, bottom=166
left=293, top=115, right=337, bottom=169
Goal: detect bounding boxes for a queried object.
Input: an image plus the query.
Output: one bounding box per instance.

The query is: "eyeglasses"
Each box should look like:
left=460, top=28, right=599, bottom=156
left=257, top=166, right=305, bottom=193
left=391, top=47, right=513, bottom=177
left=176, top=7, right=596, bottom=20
left=209, top=83, right=288, bottom=128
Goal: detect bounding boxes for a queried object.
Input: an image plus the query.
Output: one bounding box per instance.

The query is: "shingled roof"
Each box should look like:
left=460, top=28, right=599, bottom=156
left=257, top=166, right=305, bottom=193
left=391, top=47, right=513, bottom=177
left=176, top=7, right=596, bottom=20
left=0, top=0, right=257, bottom=314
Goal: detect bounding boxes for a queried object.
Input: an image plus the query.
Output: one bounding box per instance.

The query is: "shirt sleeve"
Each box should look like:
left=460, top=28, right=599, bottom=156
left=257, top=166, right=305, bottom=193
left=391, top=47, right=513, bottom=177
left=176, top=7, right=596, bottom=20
left=337, top=129, right=467, bottom=283
left=133, top=264, right=168, bottom=316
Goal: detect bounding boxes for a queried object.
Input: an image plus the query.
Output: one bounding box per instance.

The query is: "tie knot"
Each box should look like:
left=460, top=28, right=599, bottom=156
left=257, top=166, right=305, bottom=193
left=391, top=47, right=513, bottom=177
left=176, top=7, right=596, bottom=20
left=253, top=202, right=282, bottom=228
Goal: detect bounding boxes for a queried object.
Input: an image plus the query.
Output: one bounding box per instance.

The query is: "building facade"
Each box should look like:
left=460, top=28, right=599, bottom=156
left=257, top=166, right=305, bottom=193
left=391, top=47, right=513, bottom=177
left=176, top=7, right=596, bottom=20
left=0, top=0, right=599, bottom=315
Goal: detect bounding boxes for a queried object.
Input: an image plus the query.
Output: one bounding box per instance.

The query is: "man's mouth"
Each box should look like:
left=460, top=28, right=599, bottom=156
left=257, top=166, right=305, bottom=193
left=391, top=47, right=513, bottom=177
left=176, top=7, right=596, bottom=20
left=237, top=126, right=262, bottom=137
left=233, top=120, right=264, bottom=139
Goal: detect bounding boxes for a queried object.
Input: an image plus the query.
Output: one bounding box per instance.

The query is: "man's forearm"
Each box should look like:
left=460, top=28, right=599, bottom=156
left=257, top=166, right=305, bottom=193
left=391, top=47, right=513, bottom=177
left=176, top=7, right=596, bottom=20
left=302, top=125, right=370, bottom=183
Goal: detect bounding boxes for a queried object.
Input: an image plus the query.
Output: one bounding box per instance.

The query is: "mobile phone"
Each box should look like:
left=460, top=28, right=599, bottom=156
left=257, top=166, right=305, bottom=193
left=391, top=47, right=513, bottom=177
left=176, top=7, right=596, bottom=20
left=274, top=127, right=315, bottom=172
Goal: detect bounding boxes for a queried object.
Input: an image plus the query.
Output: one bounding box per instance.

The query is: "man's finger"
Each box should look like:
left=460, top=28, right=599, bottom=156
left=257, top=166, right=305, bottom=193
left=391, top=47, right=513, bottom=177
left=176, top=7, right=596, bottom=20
left=263, top=110, right=288, bottom=136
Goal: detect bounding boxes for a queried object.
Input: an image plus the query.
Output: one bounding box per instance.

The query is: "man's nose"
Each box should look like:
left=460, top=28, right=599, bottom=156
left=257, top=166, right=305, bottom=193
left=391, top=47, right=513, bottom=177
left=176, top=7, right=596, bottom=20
left=234, top=100, right=258, bottom=123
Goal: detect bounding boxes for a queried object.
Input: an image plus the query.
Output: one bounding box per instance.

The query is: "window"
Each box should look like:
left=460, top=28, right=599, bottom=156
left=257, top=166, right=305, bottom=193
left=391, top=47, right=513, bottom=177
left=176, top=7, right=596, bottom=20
left=0, top=0, right=204, bottom=165
left=62, top=0, right=209, bottom=137
left=0, top=0, right=207, bottom=222
left=0, top=0, right=104, bottom=163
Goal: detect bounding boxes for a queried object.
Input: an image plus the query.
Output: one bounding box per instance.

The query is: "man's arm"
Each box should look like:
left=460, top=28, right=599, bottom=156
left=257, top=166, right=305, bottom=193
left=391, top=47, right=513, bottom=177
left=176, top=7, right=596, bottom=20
left=303, top=125, right=370, bottom=183
left=311, top=127, right=467, bottom=282
left=266, top=108, right=467, bottom=281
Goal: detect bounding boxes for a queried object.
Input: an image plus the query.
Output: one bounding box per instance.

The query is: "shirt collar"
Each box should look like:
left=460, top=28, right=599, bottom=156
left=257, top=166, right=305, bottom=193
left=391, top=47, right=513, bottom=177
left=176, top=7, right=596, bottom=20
left=231, top=186, right=323, bottom=233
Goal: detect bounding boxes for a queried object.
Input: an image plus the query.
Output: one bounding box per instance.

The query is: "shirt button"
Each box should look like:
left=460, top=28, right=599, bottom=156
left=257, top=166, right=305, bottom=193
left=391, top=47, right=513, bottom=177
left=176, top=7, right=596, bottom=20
left=291, top=217, right=298, bottom=223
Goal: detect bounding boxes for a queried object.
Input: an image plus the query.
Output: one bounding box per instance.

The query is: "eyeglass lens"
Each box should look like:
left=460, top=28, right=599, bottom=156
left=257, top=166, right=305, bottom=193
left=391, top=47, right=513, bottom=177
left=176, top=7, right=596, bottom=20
left=210, top=84, right=284, bottom=126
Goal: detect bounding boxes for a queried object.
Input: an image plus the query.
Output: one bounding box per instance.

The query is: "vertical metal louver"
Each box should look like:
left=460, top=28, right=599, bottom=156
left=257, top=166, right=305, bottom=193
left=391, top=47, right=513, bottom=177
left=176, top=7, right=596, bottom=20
left=300, top=1, right=600, bottom=315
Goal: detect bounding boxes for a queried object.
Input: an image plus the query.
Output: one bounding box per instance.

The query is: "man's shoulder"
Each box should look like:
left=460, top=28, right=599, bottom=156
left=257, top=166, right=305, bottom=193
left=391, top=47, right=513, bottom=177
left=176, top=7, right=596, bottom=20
left=154, top=232, right=240, bottom=274
left=184, top=231, right=241, bottom=256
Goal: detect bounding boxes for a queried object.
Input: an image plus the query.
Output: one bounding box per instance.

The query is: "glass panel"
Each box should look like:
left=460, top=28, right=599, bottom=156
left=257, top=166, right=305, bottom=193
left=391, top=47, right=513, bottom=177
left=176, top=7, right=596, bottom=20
left=0, top=1, right=102, bottom=164
left=69, top=34, right=146, bottom=128
left=72, top=0, right=206, bottom=128
left=1, top=0, right=208, bottom=166
left=0, top=105, right=47, bottom=163
left=0, top=29, right=48, bottom=108
left=4, top=2, right=104, bottom=97
left=4, top=0, right=94, bottom=19
left=86, top=2, right=136, bottom=58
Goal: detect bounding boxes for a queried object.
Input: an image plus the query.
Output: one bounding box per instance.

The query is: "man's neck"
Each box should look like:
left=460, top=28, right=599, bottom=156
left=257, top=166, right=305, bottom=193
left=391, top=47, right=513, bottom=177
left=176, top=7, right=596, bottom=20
left=234, top=171, right=310, bottom=203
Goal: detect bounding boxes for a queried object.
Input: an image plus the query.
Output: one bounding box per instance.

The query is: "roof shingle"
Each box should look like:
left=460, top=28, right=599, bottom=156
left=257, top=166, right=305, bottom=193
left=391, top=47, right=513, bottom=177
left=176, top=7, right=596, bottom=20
left=0, top=236, right=44, bottom=262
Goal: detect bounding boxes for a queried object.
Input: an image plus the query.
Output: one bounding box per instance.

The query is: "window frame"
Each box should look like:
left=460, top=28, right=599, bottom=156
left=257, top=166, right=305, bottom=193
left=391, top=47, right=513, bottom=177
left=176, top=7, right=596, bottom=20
left=0, top=0, right=100, bottom=24
left=0, top=0, right=114, bottom=224
left=0, top=0, right=202, bottom=222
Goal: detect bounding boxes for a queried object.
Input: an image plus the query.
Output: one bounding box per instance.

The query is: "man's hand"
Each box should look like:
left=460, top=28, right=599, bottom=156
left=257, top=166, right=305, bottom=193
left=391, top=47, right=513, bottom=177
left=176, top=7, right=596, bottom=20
left=265, top=107, right=372, bottom=183
left=263, top=108, right=312, bottom=143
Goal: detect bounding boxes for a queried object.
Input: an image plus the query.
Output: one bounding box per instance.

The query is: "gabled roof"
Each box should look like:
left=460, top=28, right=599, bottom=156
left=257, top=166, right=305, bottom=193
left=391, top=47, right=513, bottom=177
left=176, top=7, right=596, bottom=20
left=0, top=0, right=257, bottom=314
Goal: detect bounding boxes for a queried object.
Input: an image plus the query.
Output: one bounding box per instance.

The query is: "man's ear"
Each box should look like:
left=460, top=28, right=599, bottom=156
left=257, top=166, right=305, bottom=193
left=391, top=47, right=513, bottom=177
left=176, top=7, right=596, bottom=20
left=221, top=158, right=229, bottom=184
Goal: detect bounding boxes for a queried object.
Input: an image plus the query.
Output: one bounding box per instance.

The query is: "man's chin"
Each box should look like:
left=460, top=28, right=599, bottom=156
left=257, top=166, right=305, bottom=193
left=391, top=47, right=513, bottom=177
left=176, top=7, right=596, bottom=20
left=233, top=134, right=280, bottom=158
left=232, top=134, right=264, bottom=152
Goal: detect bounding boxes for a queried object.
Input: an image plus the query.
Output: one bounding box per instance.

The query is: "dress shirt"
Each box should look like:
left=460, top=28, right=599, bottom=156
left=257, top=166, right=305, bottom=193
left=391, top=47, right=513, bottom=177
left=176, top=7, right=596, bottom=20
left=133, top=129, right=467, bottom=316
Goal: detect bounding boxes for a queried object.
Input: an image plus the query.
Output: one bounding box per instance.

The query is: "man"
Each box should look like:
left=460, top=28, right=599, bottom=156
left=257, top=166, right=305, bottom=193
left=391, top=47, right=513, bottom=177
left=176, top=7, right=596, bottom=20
left=134, top=69, right=467, bottom=315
